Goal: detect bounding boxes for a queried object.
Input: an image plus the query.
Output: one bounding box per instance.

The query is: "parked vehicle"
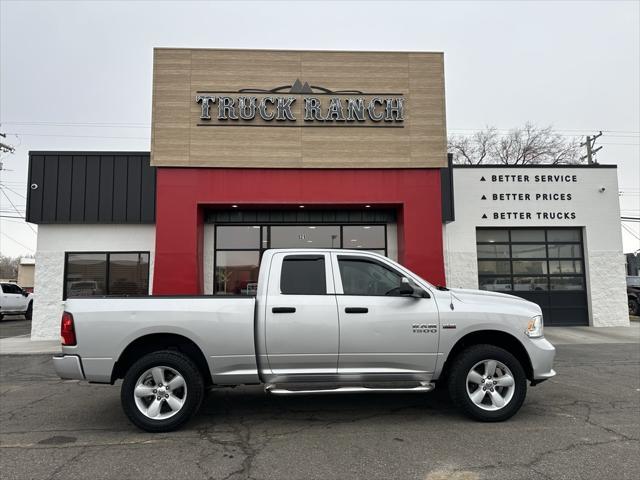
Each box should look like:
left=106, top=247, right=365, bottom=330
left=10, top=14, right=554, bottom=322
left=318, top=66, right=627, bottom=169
left=0, top=282, right=34, bottom=320
left=53, top=249, right=556, bottom=432
left=628, top=276, right=640, bottom=316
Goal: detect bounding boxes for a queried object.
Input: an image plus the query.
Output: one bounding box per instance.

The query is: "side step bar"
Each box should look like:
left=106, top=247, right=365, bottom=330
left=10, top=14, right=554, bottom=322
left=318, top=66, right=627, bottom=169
left=264, top=382, right=434, bottom=396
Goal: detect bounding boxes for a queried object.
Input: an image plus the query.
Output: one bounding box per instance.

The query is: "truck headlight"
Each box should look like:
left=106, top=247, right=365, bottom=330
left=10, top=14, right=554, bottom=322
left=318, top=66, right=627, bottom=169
left=526, top=314, right=544, bottom=338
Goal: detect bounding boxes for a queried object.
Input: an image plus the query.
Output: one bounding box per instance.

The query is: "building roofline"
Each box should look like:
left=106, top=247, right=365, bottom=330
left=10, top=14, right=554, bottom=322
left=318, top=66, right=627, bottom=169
left=29, top=151, right=150, bottom=156
left=452, top=164, right=617, bottom=169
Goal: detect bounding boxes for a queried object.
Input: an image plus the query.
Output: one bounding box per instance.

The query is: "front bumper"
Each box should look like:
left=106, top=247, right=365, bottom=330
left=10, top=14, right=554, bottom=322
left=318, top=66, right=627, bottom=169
left=527, top=336, right=557, bottom=381
left=52, top=354, right=85, bottom=380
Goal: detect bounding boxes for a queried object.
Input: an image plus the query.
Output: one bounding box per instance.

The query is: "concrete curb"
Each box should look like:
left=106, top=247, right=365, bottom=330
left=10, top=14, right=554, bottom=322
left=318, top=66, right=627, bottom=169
left=0, top=337, right=60, bottom=355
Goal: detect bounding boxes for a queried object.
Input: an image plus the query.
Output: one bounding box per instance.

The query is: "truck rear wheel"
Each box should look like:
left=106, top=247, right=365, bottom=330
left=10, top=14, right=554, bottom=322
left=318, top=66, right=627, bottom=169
left=121, top=350, right=204, bottom=432
left=447, top=344, right=527, bottom=422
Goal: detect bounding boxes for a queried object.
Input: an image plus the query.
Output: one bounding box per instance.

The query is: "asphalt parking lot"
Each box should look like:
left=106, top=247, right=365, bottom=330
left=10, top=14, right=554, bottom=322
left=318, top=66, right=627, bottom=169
left=0, top=317, right=30, bottom=339
left=0, top=341, right=638, bottom=480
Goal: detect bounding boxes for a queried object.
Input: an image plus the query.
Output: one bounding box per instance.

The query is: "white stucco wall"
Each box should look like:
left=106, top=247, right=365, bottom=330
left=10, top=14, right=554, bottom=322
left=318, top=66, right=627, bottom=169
left=32, top=225, right=156, bottom=339
left=444, top=166, right=628, bottom=327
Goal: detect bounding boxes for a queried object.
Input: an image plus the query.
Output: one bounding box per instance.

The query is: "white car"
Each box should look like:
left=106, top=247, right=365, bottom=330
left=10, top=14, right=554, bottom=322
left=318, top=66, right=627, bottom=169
left=0, top=283, right=34, bottom=320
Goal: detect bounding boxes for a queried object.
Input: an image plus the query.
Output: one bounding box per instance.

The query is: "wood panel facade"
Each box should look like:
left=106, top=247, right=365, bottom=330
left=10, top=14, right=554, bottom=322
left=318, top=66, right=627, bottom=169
left=151, top=48, right=447, bottom=168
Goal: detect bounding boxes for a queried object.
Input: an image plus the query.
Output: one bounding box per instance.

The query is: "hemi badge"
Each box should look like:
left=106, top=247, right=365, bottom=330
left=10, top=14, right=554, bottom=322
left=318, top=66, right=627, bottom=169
left=442, top=324, right=457, bottom=329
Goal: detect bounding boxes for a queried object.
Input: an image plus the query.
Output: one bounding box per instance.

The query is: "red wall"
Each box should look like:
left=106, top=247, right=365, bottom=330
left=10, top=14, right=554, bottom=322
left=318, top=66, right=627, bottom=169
left=153, top=168, right=445, bottom=294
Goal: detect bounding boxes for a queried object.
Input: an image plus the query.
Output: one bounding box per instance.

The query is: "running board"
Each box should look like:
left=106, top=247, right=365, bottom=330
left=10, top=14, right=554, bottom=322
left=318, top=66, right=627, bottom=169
left=264, top=382, right=434, bottom=396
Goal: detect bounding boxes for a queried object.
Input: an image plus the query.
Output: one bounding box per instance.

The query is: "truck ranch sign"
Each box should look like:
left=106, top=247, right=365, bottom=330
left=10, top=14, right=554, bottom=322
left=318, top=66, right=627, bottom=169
left=195, top=82, right=405, bottom=127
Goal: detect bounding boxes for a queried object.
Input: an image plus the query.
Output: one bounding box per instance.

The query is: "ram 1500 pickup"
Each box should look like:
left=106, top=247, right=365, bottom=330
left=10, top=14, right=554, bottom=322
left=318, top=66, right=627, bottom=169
left=53, top=249, right=556, bottom=432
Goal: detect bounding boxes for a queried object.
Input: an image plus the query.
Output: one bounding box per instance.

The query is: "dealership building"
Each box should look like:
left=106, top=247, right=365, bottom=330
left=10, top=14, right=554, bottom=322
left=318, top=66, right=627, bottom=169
left=25, top=48, right=629, bottom=339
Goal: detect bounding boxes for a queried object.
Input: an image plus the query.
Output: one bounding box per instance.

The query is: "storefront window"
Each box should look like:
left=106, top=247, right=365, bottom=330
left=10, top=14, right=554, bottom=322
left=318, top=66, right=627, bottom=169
left=64, top=252, right=149, bottom=299
left=214, top=224, right=387, bottom=294
left=270, top=226, right=341, bottom=248
left=342, top=226, right=386, bottom=250
left=215, top=251, right=260, bottom=295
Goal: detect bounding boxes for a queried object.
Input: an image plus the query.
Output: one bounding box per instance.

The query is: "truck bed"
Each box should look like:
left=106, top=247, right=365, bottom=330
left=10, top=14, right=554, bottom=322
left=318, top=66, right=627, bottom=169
left=62, top=296, right=258, bottom=384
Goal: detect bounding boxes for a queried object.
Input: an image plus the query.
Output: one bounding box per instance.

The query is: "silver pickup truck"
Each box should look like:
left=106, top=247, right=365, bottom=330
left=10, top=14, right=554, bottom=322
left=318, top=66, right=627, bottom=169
left=53, top=249, right=556, bottom=432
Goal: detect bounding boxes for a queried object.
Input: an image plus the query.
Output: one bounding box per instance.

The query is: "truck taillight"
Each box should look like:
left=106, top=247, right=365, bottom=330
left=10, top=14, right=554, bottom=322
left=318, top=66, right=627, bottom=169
left=61, top=312, right=76, bottom=346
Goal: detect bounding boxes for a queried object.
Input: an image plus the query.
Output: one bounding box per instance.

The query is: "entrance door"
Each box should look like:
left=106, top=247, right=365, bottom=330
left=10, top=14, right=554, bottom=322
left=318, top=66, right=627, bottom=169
left=332, top=253, right=440, bottom=378
left=264, top=252, right=339, bottom=376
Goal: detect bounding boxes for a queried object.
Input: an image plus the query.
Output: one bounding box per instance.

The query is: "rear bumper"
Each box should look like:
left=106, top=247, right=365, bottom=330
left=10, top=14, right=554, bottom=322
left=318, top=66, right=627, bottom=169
left=52, top=354, right=85, bottom=380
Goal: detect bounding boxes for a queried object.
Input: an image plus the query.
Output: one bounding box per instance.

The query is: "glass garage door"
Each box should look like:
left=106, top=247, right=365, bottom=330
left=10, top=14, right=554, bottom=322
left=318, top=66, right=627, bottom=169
left=476, top=228, right=588, bottom=326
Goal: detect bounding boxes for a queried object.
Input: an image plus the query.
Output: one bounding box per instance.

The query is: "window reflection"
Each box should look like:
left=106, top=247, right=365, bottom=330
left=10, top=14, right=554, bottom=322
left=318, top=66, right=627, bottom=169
left=215, top=251, right=260, bottom=295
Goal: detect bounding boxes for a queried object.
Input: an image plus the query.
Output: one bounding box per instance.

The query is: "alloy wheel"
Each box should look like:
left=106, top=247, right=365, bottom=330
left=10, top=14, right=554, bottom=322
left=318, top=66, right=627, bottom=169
left=465, top=359, right=515, bottom=411
left=133, top=366, right=187, bottom=420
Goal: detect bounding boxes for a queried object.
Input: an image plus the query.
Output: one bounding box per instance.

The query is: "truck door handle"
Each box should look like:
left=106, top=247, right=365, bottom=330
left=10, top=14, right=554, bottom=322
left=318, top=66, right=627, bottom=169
left=272, top=307, right=296, bottom=314
left=345, top=307, right=368, bottom=314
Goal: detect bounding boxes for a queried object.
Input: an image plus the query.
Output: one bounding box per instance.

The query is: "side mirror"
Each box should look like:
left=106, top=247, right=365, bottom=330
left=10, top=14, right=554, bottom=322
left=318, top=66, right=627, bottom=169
left=399, top=277, right=428, bottom=298
left=398, top=277, right=414, bottom=295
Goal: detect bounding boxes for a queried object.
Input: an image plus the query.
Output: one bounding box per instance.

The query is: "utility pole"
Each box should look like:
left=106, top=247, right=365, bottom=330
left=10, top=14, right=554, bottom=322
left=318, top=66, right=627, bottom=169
left=580, top=131, right=603, bottom=164
left=0, top=132, right=16, bottom=172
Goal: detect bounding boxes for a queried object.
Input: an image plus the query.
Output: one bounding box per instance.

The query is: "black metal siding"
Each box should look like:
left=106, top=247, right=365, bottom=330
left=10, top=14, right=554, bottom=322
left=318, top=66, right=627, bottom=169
left=440, top=153, right=455, bottom=223
left=205, top=208, right=397, bottom=224
left=27, top=152, right=156, bottom=224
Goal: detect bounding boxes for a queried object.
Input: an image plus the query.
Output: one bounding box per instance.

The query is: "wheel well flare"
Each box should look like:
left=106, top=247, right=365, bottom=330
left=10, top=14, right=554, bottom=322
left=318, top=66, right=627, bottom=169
left=441, top=330, right=534, bottom=381
left=111, top=333, right=211, bottom=385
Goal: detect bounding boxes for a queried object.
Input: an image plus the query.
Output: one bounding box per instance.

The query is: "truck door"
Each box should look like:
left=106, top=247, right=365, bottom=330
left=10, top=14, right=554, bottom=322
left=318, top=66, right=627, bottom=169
left=1, top=283, right=21, bottom=312
left=264, top=252, right=339, bottom=376
left=332, top=253, right=440, bottom=379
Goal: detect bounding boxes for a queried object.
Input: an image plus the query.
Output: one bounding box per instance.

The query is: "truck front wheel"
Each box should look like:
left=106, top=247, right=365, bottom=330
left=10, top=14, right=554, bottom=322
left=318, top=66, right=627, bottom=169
left=447, top=344, right=527, bottom=422
left=121, top=350, right=204, bottom=432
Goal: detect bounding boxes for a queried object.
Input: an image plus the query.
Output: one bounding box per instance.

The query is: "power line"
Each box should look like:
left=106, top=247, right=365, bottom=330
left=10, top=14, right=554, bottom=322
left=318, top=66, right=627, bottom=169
left=4, top=132, right=149, bottom=140
left=622, top=223, right=640, bottom=241
left=0, top=231, right=34, bottom=252
left=0, top=188, right=35, bottom=234
left=0, top=184, right=26, bottom=199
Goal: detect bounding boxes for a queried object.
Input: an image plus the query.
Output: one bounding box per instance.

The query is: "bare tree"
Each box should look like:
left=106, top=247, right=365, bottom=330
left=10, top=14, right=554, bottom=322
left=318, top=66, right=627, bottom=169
left=448, top=123, right=583, bottom=165
left=0, top=255, right=20, bottom=279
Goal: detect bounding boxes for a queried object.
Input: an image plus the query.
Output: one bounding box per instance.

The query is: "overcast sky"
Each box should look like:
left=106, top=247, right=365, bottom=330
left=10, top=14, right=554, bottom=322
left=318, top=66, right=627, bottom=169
left=1, top=0, right=639, bottom=258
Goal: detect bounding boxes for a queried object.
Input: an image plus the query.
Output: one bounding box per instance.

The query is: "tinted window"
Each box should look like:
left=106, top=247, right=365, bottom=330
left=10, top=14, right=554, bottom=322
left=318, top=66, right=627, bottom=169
left=343, top=226, right=385, bottom=249
left=280, top=256, right=326, bottom=295
left=65, top=252, right=149, bottom=299
left=215, top=251, right=260, bottom=295
left=270, top=226, right=341, bottom=248
left=216, top=226, right=261, bottom=249
left=66, top=253, right=107, bottom=297
left=338, top=257, right=403, bottom=296
left=1, top=283, right=21, bottom=294
left=109, top=253, right=150, bottom=295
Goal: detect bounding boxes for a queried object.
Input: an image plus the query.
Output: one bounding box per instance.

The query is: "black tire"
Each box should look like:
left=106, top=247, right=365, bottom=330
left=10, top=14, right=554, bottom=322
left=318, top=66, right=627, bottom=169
left=121, top=350, right=204, bottom=432
left=25, top=302, right=33, bottom=320
left=629, top=298, right=639, bottom=316
left=447, top=344, right=527, bottom=422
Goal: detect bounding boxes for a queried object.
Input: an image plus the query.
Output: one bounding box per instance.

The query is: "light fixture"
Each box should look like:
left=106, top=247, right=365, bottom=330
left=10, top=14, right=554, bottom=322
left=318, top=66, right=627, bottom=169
left=308, top=226, right=316, bottom=229
left=365, top=205, right=371, bottom=208
left=307, top=240, right=313, bottom=243
left=231, top=205, right=238, bottom=208
left=252, top=226, right=260, bottom=229
left=363, top=226, right=371, bottom=230
left=350, top=239, right=357, bottom=242
left=299, top=205, right=305, bottom=208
